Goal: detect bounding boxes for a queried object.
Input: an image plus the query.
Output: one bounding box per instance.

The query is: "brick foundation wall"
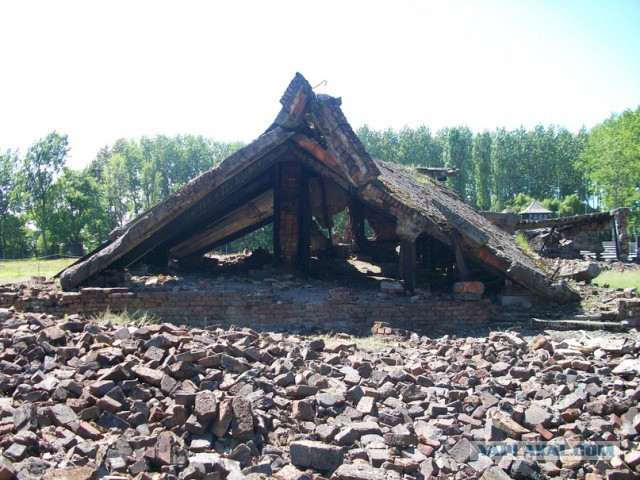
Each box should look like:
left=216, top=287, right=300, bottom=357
left=0, top=283, right=494, bottom=334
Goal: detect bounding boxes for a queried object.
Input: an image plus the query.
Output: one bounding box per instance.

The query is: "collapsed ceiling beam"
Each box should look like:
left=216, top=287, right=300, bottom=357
left=170, top=189, right=274, bottom=258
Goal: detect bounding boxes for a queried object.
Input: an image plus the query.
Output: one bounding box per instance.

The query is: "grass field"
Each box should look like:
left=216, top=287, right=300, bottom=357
left=593, top=270, right=640, bottom=290
left=0, top=258, right=77, bottom=285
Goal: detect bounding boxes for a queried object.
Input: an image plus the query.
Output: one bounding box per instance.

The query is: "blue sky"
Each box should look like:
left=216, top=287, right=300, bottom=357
left=0, top=0, right=638, bottom=169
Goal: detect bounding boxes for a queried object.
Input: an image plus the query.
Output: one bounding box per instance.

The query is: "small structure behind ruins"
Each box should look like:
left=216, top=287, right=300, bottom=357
left=519, top=200, right=552, bottom=220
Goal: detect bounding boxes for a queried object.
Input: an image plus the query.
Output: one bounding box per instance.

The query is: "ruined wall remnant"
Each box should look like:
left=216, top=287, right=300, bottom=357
left=0, top=284, right=493, bottom=333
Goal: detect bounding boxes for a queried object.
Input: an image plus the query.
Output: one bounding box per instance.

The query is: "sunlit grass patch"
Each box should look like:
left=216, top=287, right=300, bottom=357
left=91, top=307, right=159, bottom=326
left=593, top=270, right=640, bottom=290
left=515, top=232, right=532, bottom=253
left=0, top=258, right=76, bottom=285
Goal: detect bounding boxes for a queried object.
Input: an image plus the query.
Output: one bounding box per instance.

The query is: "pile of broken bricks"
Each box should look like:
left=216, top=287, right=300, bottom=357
left=0, top=307, right=639, bottom=480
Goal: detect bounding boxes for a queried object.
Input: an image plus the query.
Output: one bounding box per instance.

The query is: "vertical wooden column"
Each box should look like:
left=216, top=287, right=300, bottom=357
left=320, top=178, right=333, bottom=246
left=272, top=164, right=282, bottom=265
left=273, top=162, right=311, bottom=272
left=450, top=230, right=470, bottom=282
left=275, top=162, right=301, bottom=266
left=348, top=197, right=366, bottom=253
left=400, top=239, right=416, bottom=296
left=298, top=168, right=311, bottom=276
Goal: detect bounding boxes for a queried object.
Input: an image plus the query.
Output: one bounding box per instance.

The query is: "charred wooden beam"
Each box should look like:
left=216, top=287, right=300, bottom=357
left=287, top=140, right=351, bottom=192
left=187, top=215, right=274, bottom=258
left=272, top=163, right=283, bottom=265
left=61, top=136, right=292, bottom=289
left=111, top=173, right=273, bottom=269
left=276, top=162, right=302, bottom=266
left=320, top=177, right=333, bottom=246
left=450, top=230, right=470, bottom=282
left=348, top=197, right=366, bottom=253
left=539, top=226, right=556, bottom=253
left=169, top=189, right=274, bottom=258
left=416, top=167, right=460, bottom=182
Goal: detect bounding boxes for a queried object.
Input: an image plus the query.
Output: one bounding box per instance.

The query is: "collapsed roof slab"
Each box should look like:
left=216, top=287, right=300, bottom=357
left=59, top=73, right=579, bottom=305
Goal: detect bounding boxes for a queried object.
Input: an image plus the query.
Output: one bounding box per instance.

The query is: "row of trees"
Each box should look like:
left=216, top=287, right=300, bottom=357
left=357, top=124, right=588, bottom=212
left=0, top=134, right=243, bottom=259
left=0, top=106, right=638, bottom=258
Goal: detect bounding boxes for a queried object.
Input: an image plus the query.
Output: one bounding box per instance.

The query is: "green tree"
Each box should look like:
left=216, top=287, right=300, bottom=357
left=581, top=107, right=640, bottom=227
left=18, top=132, right=69, bottom=256
left=49, top=168, right=109, bottom=255
left=540, top=198, right=561, bottom=217
left=557, top=194, right=584, bottom=217
left=102, top=153, right=132, bottom=228
left=112, top=138, right=144, bottom=215
left=0, top=149, right=19, bottom=258
left=504, top=193, right=535, bottom=213
left=441, top=126, right=473, bottom=203
left=473, top=131, right=492, bottom=210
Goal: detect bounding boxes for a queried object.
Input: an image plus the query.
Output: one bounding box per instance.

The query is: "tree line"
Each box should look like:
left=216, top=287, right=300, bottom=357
left=0, top=106, right=638, bottom=259
left=358, top=107, right=639, bottom=226
left=0, top=134, right=243, bottom=259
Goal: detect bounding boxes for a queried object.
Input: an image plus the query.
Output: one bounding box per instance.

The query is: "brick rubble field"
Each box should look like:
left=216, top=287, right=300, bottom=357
left=0, top=308, right=639, bottom=480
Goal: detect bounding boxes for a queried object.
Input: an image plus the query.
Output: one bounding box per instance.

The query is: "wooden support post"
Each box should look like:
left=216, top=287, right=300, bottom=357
left=298, top=167, right=311, bottom=276
left=348, top=197, right=366, bottom=253
left=320, top=178, right=333, bottom=246
left=275, top=162, right=302, bottom=267
left=450, top=230, right=470, bottom=282
left=400, top=239, right=416, bottom=296
left=272, top=164, right=282, bottom=265
left=539, top=226, right=556, bottom=253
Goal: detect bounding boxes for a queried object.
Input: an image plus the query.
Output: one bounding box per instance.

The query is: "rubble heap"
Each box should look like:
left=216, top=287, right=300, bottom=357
left=0, top=308, right=639, bottom=480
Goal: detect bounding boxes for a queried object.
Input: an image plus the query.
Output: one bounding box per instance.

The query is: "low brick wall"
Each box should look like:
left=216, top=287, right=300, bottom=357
left=0, top=283, right=495, bottom=333
left=615, top=298, right=640, bottom=328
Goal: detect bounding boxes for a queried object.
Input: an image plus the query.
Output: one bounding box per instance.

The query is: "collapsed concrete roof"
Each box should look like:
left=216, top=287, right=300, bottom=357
left=60, top=73, right=578, bottom=304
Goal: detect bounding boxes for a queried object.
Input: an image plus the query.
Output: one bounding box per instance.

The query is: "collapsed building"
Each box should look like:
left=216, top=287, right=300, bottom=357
left=483, top=208, right=631, bottom=260
left=60, top=73, right=577, bottom=302
left=37, top=73, right=580, bottom=330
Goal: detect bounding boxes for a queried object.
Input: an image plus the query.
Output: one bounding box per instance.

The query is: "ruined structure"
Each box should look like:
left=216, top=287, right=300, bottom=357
left=59, top=73, right=577, bottom=305
left=485, top=208, right=631, bottom=260
left=517, top=208, right=630, bottom=260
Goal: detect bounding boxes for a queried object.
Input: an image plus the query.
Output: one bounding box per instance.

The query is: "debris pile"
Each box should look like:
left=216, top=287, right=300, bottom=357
left=0, top=308, right=639, bottom=480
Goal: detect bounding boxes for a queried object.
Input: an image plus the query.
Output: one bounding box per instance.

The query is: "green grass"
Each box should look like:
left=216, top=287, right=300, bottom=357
left=515, top=232, right=532, bottom=253
left=314, top=334, right=392, bottom=352
left=91, top=307, right=158, bottom=326
left=0, top=258, right=76, bottom=285
left=593, top=270, right=640, bottom=290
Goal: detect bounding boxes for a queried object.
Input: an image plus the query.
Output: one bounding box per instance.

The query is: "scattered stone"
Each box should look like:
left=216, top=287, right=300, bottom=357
left=522, top=404, right=552, bottom=430
left=448, top=437, right=476, bottom=464
left=2, top=443, right=28, bottom=462
left=482, top=465, right=512, bottom=480
left=332, top=463, right=387, bottom=479
left=194, top=390, right=218, bottom=422
left=289, top=440, right=344, bottom=472
left=491, top=412, right=530, bottom=439
left=0, top=309, right=637, bottom=480
left=0, top=459, right=15, bottom=480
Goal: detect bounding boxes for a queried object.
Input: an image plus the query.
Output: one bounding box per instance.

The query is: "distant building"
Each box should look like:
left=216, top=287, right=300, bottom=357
left=519, top=200, right=552, bottom=220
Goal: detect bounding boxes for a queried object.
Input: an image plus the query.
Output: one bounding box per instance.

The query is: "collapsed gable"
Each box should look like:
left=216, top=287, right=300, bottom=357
left=60, top=73, right=578, bottom=304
